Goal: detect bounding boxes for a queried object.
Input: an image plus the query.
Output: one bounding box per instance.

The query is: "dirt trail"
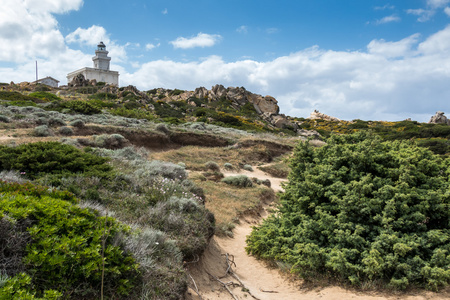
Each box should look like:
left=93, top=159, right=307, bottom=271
left=186, top=165, right=449, bottom=300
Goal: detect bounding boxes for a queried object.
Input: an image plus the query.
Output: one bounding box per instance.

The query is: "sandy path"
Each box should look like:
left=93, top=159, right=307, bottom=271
left=186, top=166, right=449, bottom=300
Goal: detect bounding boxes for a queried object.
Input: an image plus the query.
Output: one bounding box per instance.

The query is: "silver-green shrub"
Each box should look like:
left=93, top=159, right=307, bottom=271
left=221, top=175, right=253, bottom=187
left=32, top=125, right=52, bottom=137
left=58, top=126, right=73, bottom=136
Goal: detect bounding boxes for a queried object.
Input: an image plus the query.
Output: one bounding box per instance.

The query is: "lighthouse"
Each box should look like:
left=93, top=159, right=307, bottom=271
left=67, top=42, right=119, bottom=86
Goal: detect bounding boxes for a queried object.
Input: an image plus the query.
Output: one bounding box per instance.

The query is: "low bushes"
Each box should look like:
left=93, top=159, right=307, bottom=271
left=221, top=175, right=253, bottom=187
left=0, top=181, right=139, bottom=299
left=61, top=100, right=101, bottom=115
left=0, top=142, right=112, bottom=179
left=246, top=132, right=450, bottom=290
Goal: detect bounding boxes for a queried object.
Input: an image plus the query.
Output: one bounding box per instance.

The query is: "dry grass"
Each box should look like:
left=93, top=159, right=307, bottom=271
left=190, top=172, right=275, bottom=236
left=150, top=143, right=288, bottom=171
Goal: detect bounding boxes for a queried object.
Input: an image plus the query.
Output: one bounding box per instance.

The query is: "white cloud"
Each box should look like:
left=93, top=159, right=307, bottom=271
left=0, top=1, right=127, bottom=84
left=445, top=6, right=450, bottom=15
left=376, top=14, right=401, bottom=24
left=427, top=0, right=450, bottom=8
left=170, top=33, right=222, bottom=49
left=66, top=25, right=109, bottom=46
left=407, top=0, right=450, bottom=21
left=374, top=4, right=395, bottom=10
left=122, top=26, right=450, bottom=122
left=0, top=0, right=83, bottom=62
left=145, top=43, right=160, bottom=50
left=162, top=8, right=168, bottom=15
left=406, top=8, right=435, bottom=22
left=237, top=25, right=248, bottom=34
left=367, top=33, right=420, bottom=57
left=23, top=0, right=84, bottom=14
left=65, top=25, right=127, bottom=62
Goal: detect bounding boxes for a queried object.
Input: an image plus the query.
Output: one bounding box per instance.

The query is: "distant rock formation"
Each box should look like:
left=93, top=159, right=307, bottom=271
left=192, top=84, right=280, bottom=115
left=428, top=111, right=450, bottom=125
left=307, top=110, right=340, bottom=122
left=148, top=84, right=301, bottom=133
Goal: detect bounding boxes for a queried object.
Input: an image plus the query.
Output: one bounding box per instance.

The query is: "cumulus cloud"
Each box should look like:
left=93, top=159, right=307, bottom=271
left=66, top=25, right=109, bottom=46
left=0, top=1, right=126, bottom=84
left=170, top=33, right=222, bottom=49
left=66, top=25, right=127, bottom=62
left=407, top=0, right=450, bottom=21
left=445, top=6, right=450, bottom=15
left=376, top=14, right=401, bottom=24
left=145, top=43, right=160, bottom=50
left=407, top=8, right=434, bottom=22
left=427, top=0, right=450, bottom=8
left=0, top=0, right=83, bottom=62
left=367, top=33, right=420, bottom=57
left=121, top=26, right=450, bottom=122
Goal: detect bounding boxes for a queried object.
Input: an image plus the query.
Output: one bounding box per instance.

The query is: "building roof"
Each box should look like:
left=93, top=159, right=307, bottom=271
left=34, top=76, right=60, bottom=83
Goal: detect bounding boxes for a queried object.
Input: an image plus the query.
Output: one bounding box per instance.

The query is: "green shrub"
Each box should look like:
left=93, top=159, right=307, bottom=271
left=0, top=115, right=10, bottom=123
left=0, top=91, right=39, bottom=102
left=0, top=181, right=139, bottom=298
left=58, top=126, right=73, bottom=136
left=243, top=164, right=253, bottom=171
left=246, top=132, right=450, bottom=290
left=110, top=107, right=155, bottom=121
left=32, top=125, right=52, bottom=137
left=62, top=100, right=101, bottom=115
left=93, top=134, right=128, bottom=149
left=88, top=92, right=117, bottom=100
left=68, top=119, right=85, bottom=128
left=224, top=162, right=233, bottom=170
left=169, top=89, right=184, bottom=96
left=48, top=118, right=66, bottom=127
left=156, top=123, right=170, bottom=134
left=0, top=142, right=112, bottom=179
left=204, top=161, right=220, bottom=171
left=139, top=196, right=214, bottom=259
left=221, top=175, right=253, bottom=187
left=28, top=92, right=61, bottom=101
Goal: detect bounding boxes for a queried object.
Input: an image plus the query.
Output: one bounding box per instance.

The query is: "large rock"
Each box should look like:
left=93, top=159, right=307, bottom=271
left=428, top=111, right=450, bottom=125
left=250, top=95, right=279, bottom=115
left=308, top=110, right=340, bottom=122
left=194, top=87, right=209, bottom=99
left=210, top=84, right=227, bottom=99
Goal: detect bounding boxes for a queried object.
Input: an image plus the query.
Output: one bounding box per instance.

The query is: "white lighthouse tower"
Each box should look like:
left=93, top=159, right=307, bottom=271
left=67, top=42, right=119, bottom=86
left=92, top=42, right=111, bottom=70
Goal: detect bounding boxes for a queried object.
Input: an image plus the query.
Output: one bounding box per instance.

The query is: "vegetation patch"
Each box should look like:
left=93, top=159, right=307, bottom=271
left=0, top=181, right=138, bottom=299
left=246, top=132, right=450, bottom=290
left=0, top=142, right=112, bottom=179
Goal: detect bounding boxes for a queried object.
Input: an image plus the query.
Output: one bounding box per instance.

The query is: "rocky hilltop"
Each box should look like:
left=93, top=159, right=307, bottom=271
left=144, top=84, right=300, bottom=132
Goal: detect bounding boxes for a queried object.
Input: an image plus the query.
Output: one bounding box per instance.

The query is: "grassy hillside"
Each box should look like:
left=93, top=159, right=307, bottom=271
left=0, top=84, right=449, bottom=297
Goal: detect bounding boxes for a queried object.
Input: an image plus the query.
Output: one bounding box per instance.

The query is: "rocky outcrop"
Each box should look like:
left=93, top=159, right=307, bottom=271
left=146, top=84, right=312, bottom=137
left=428, top=111, right=450, bottom=125
left=308, top=110, right=340, bottom=122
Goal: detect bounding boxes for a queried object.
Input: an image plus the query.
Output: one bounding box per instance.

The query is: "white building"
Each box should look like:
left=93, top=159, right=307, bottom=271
left=34, top=76, right=59, bottom=88
left=67, top=42, right=119, bottom=86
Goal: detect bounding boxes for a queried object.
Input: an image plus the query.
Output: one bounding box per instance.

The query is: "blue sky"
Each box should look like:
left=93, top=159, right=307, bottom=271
left=1, top=0, right=450, bottom=122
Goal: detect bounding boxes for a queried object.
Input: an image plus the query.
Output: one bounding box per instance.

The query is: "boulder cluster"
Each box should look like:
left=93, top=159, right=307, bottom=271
left=428, top=111, right=450, bottom=125
left=145, top=84, right=301, bottom=133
